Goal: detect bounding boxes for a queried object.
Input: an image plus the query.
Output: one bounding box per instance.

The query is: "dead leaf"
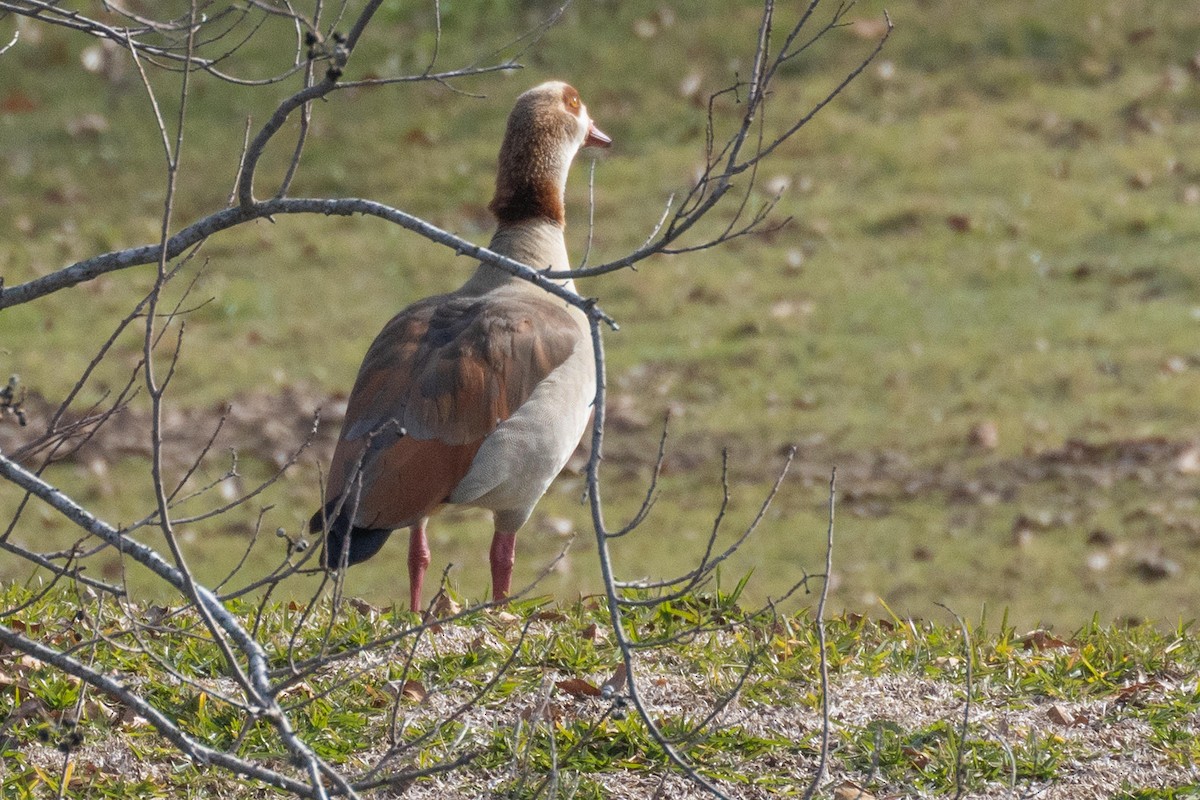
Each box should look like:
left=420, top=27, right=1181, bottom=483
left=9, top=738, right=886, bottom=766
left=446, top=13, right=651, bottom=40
left=1127, top=27, right=1156, bottom=45
left=1115, top=680, right=1163, bottom=705
left=1047, top=703, right=1086, bottom=726
left=10, top=697, right=47, bottom=723
left=431, top=591, right=460, bottom=619
left=902, top=746, right=930, bottom=769
left=0, top=670, right=27, bottom=691
left=493, top=610, right=520, bottom=625
left=946, top=213, right=973, bottom=233
left=601, top=663, right=628, bottom=696
left=403, top=127, right=435, bottom=147
left=400, top=679, right=426, bottom=703
left=1, top=90, right=38, bottom=114
left=520, top=701, right=564, bottom=723
left=533, top=610, right=568, bottom=623
left=278, top=682, right=316, bottom=702
left=1018, top=630, right=1069, bottom=650
left=9, top=619, right=43, bottom=634
left=556, top=677, right=602, bottom=698
left=348, top=597, right=379, bottom=617
left=834, top=781, right=876, bottom=800
left=579, top=622, right=605, bottom=642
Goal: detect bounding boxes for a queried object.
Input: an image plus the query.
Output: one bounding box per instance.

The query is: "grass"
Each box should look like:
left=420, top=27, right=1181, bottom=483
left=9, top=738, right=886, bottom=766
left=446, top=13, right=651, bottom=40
left=3, top=583, right=1200, bottom=797
left=3, top=0, right=1200, bottom=630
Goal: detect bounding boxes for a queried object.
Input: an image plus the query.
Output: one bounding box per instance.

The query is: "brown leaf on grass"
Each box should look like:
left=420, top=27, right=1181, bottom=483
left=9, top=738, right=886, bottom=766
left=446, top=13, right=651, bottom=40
left=579, top=622, right=607, bottom=642
left=902, top=746, right=930, bottom=769
left=278, top=682, right=316, bottom=702
left=1127, top=27, right=1156, bottom=45
left=1018, top=630, right=1069, bottom=650
left=834, top=781, right=876, bottom=800
left=601, top=663, right=628, bottom=696
left=9, top=619, right=43, bottom=634
left=1, top=90, right=37, bottom=113
left=1115, top=680, right=1164, bottom=706
left=519, top=701, right=565, bottom=723
left=492, top=610, right=520, bottom=625
left=11, top=697, right=47, bottom=723
left=400, top=679, right=427, bottom=704
left=1047, top=703, right=1087, bottom=726
left=403, top=127, right=435, bottom=147
left=556, top=677, right=602, bottom=698
left=82, top=698, right=114, bottom=724
left=0, top=670, right=29, bottom=691
left=431, top=591, right=461, bottom=619
left=533, top=610, right=568, bottom=623
left=348, top=597, right=380, bottom=617
left=946, top=213, right=973, bottom=233
left=381, top=678, right=427, bottom=705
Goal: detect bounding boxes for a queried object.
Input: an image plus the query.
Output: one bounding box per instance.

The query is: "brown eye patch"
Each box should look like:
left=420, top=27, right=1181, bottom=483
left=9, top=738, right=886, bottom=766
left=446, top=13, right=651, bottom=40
left=561, top=85, right=582, bottom=116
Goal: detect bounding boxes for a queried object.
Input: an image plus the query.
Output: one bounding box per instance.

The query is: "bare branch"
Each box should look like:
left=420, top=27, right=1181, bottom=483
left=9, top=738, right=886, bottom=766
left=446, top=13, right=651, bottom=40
left=0, top=197, right=619, bottom=332
left=802, top=467, right=837, bottom=800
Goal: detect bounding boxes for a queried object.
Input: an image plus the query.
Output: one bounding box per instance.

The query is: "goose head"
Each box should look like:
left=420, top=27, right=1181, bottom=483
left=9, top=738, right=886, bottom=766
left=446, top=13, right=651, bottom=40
left=489, top=81, right=611, bottom=227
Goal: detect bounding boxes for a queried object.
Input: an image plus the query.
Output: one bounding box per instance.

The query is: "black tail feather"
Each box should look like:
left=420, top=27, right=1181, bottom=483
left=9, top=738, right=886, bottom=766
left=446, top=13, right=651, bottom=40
left=310, top=499, right=393, bottom=569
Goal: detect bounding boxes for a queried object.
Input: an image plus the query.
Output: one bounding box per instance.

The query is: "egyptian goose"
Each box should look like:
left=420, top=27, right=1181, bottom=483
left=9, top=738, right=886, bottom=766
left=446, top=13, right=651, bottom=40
left=311, top=81, right=611, bottom=611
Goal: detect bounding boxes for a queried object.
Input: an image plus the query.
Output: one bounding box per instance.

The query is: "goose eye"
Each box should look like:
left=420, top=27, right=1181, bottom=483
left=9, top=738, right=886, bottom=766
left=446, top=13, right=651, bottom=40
left=568, top=96, right=580, bottom=110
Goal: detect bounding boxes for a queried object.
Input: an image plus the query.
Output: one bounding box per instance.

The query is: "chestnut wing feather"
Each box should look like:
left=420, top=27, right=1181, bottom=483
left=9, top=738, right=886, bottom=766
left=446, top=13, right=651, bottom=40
left=324, top=290, right=582, bottom=530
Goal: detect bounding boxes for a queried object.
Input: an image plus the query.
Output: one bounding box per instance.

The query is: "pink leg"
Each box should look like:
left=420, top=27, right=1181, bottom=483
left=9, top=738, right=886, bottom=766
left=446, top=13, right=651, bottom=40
left=407, top=519, right=431, bottom=612
left=489, top=530, right=517, bottom=603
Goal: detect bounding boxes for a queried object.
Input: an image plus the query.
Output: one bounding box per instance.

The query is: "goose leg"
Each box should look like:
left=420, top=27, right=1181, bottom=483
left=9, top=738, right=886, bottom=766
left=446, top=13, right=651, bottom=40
left=489, top=530, right=517, bottom=603
left=408, top=519, right=431, bottom=612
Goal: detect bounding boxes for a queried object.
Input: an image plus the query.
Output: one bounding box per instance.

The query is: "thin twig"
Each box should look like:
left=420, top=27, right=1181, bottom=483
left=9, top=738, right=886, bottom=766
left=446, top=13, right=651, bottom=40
left=802, top=467, right=836, bottom=800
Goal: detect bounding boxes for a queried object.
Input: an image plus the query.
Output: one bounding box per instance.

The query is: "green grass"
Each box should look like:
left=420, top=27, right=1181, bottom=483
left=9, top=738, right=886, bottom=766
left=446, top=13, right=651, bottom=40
left=3, top=0, right=1200, bottom=629
left=3, top=583, right=1200, bottom=797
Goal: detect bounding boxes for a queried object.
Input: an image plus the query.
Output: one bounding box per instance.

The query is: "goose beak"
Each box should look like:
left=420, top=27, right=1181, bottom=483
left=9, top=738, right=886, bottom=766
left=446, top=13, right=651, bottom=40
left=584, top=119, right=612, bottom=149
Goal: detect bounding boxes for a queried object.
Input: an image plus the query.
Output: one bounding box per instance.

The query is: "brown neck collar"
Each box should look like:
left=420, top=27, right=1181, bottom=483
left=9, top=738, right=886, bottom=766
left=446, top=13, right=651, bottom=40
left=489, top=174, right=565, bottom=227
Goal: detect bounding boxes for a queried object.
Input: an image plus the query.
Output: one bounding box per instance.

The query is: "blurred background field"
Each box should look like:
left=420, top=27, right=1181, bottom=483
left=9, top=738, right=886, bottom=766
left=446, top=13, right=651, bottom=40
left=2, top=0, right=1200, bottom=629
